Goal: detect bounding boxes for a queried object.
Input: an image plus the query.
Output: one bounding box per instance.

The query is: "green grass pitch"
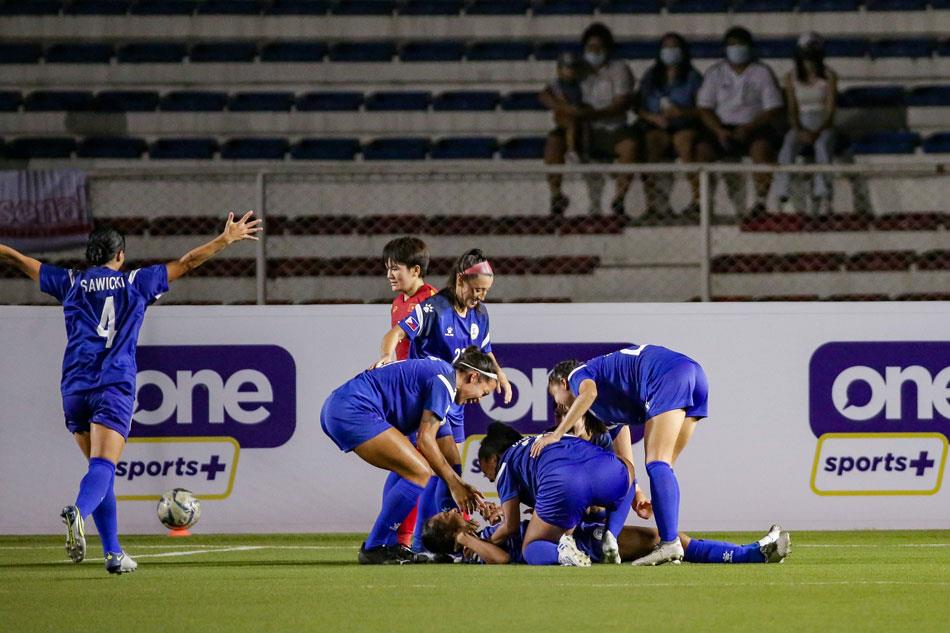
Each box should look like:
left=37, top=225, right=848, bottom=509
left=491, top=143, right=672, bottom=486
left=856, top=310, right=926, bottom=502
left=2, top=530, right=949, bottom=633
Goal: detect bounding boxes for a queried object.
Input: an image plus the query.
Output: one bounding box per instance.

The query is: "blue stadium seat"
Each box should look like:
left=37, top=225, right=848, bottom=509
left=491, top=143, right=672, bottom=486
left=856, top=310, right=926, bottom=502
left=220, top=138, right=289, bottom=160
left=77, top=137, right=147, bottom=159
left=668, top=0, right=730, bottom=13
left=922, top=132, right=950, bottom=154
left=399, top=41, right=466, bottom=63
left=0, top=44, right=42, bottom=64
left=66, top=1, right=132, bottom=15
left=130, top=1, right=197, bottom=14
left=94, top=90, right=161, bottom=112
left=823, top=38, right=869, bottom=58
left=0, top=1, right=61, bottom=15
left=690, top=40, right=723, bottom=59
left=870, top=39, right=934, bottom=59
left=260, top=42, right=328, bottom=62
left=432, top=91, right=500, bottom=111
left=466, top=0, right=530, bottom=14
left=797, top=0, right=860, bottom=10
left=160, top=91, right=229, bottom=111
left=501, top=91, right=544, bottom=111
left=400, top=0, right=464, bottom=15
left=851, top=131, right=920, bottom=155
left=906, top=86, right=950, bottom=107
left=24, top=91, right=95, bottom=112
left=7, top=137, right=77, bottom=159
left=466, top=42, right=533, bottom=61
left=228, top=92, right=295, bottom=112
left=940, top=40, right=950, bottom=57
left=332, top=0, right=396, bottom=15
left=266, top=0, right=332, bottom=14
left=431, top=137, right=498, bottom=160
left=328, top=42, right=396, bottom=62
left=500, top=137, right=546, bottom=160
left=535, top=41, right=583, bottom=61
left=0, top=92, right=22, bottom=112
left=363, top=138, right=430, bottom=161
left=756, top=39, right=797, bottom=59
left=615, top=41, right=658, bottom=60
left=116, top=43, right=187, bottom=64
left=365, top=91, right=431, bottom=111
left=195, top=1, right=265, bottom=14
left=290, top=138, right=360, bottom=160
left=865, top=0, right=928, bottom=10
left=295, top=91, right=364, bottom=111
left=149, top=138, right=218, bottom=159
left=838, top=86, right=905, bottom=108
left=531, top=1, right=597, bottom=15
left=45, top=43, right=114, bottom=64
left=190, top=43, right=258, bottom=63
left=599, top=1, right=662, bottom=14
left=733, top=0, right=797, bottom=12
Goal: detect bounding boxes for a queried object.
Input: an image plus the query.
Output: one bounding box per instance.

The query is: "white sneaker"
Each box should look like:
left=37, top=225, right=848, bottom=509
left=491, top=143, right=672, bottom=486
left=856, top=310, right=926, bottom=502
left=780, top=197, right=797, bottom=214
left=757, top=524, right=792, bottom=564
left=631, top=539, right=684, bottom=566
left=105, top=551, right=138, bottom=574
left=600, top=530, right=621, bottom=564
left=60, top=505, right=86, bottom=564
left=557, top=534, right=591, bottom=567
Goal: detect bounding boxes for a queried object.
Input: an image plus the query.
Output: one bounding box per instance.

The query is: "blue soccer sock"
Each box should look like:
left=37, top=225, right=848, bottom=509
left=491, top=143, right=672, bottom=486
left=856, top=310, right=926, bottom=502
left=74, top=457, right=116, bottom=519
left=523, top=540, right=560, bottom=565
left=412, top=464, right=462, bottom=552
left=684, top=539, right=765, bottom=564
left=380, top=471, right=403, bottom=547
left=646, top=461, right=680, bottom=543
left=365, top=477, right=425, bottom=549
left=92, top=482, right=121, bottom=555
left=606, top=478, right=637, bottom=539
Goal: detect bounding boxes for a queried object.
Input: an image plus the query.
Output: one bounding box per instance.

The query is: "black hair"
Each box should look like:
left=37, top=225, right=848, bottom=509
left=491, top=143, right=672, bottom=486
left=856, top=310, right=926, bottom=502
left=581, top=22, right=615, bottom=56
left=548, top=359, right=582, bottom=386
left=421, top=516, right=458, bottom=556
left=85, top=225, right=126, bottom=266
left=794, top=44, right=826, bottom=83
left=453, top=346, right=496, bottom=380
left=645, top=32, right=694, bottom=90
left=724, top=26, right=754, bottom=47
left=437, top=248, right=492, bottom=311
left=477, top=422, right=523, bottom=465
left=583, top=411, right=609, bottom=436
left=382, top=236, right=430, bottom=276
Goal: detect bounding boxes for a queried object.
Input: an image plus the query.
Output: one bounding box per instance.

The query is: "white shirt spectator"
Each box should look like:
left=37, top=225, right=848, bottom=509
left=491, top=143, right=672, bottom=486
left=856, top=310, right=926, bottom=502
left=580, top=59, right=634, bottom=131
left=697, top=60, right=783, bottom=126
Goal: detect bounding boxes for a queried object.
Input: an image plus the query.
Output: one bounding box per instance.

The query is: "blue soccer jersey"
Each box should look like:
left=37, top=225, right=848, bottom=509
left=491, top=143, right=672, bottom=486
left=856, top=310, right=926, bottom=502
left=398, top=293, right=492, bottom=364
left=40, top=263, right=168, bottom=397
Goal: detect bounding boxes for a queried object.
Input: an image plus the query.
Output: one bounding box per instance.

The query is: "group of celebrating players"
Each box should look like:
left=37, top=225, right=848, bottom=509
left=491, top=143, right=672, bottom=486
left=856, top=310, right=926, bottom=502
left=0, top=211, right=790, bottom=572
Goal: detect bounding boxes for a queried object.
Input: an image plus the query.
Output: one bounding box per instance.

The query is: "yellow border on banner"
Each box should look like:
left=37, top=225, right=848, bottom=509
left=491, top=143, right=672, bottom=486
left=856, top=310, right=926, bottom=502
left=117, top=436, right=240, bottom=501
left=810, top=432, right=948, bottom=496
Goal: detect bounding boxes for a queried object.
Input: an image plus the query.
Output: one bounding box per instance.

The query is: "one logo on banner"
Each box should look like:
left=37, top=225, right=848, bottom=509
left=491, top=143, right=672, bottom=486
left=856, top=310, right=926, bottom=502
left=808, top=342, right=950, bottom=495
left=116, top=437, right=239, bottom=501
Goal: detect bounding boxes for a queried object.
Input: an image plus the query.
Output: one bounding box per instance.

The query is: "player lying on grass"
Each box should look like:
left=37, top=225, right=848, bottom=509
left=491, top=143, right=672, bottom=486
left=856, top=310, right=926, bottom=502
left=321, top=347, right=497, bottom=564
left=473, top=423, right=637, bottom=566
left=422, top=509, right=791, bottom=566
left=0, top=212, right=261, bottom=574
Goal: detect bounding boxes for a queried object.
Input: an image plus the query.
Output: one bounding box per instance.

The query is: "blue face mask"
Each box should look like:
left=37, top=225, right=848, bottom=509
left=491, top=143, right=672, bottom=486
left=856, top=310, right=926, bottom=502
left=726, top=44, right=751, bottom=66
left=659, top=47, right=683, bottom=67
left=584, top=51, right=606, bottom=68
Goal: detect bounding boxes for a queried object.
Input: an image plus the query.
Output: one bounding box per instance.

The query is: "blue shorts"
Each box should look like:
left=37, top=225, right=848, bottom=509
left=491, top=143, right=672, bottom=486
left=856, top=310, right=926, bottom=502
left=321, top=391, right=454, bottom=452
left=534, top=451, right=629, bottom=530
left=62, top=386, right=135, bottom=439
left=445, top=403, right=466, bottom=444
left=642, top=356, right=709, bottom=421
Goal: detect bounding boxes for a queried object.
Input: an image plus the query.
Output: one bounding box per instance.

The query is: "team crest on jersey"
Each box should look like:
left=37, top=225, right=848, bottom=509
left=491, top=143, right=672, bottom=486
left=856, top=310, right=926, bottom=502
left=470, top=324, right=479, bottom=340
left=445, top=326, right=454, bottom=337
left=405, top=316, right=419, bottom=332
left=422, top=304, right=434, bottom=313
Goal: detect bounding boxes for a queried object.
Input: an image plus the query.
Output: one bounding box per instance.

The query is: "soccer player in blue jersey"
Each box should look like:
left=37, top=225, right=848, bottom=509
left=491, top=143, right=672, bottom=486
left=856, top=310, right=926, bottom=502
left=321, top=347, right=497, bottom=564
left=535, top=343, right=709, bottom=566
left=473, top=423, right=636, bottom=566
left=0, top=212, right=262, bottom=573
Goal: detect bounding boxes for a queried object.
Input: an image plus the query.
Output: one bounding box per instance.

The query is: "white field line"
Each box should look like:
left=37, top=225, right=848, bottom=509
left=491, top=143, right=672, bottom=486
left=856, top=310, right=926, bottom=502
left=572, top=581, right=950, bottom=588
left=4, top=544, right=360, bottom=551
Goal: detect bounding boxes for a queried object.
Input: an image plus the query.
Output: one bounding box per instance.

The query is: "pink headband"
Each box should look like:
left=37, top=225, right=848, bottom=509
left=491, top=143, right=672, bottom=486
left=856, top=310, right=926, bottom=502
left=462, top=261, right=494, bottom=276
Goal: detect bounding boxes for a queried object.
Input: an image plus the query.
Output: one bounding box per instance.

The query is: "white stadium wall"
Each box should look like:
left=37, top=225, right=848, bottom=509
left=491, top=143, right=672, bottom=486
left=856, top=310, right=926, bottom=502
left=0, top=303, right=947, bottom=535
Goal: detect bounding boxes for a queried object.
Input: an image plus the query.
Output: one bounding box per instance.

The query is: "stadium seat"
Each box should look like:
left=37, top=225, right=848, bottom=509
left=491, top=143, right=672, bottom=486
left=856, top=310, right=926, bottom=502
left=150, top=216, right=227, bottom=236
left=66, top=1, right=132, bottom=15
left=896, top=292, right=950, bottom=301
left=116, top=43, right=187, bottom=64
left=922, top=132, right=950, bottom=154
left=76, top=137, right=148, bottom=159
left=797, top=0, right=860, bottom=10
left=615, top=41, right=658, bottom=60
left=399, top=0, right=464, bottom=15
left=328, top=42, right=396, bottom=62
left=917, top=250, right=950, bottom=271
left=399, top=41, right=466, bottom=63
left=23, top=91, right=94, bottom=112
left=0, top=44, right=42, bottom=64
left=756, top=39, right=797, bottom=59
left=823, top=38, right=869, bottom=58
left=873, top=212, right=946, bottom=231
left=6, top=137, right=77, bottom=159
left=690, top=40, right=724, bottom=59
left=160, top=91, right=229, bottom=111
left=501, top=91, right=544, bottom=111
left=865, top=0, right=928, bottom=10
left=220, top=138, right=289, bottom=160
left=940, top=40, right=950, bottom=57
left=129, top=0, right=197, bottom=14
left=364, top=91, right=431, bottom=111
left=466, top=42, right=533, bottom=61
left=466, top=0, right=530, bottom=14
left=362, top=138, right=430, bottom=160
left=846, top=251, right=916, bottom=272
left=228, top=92, right=295, bottom=112
left=905, top=86, right=950, bottom=107
left=290, top=138, right=361, bottom=160
left=189, top=43, right=258, bottom=63
left=500, top=136, right=546, bottom=159
left=332, top=0, right=396, bottom=15
left=148, top=138, right=218, bottom=159
left=869, top=39, right=933, bottom=59
left=260, top=42, right=328, bottom=62
left=295, top=91, right=364, bottom=111
left=195, top=0, right=265, bottom=14
left=531, top=1, right=597, bottom=15
left=668, top=0, right=731, bottom=13
left=535, top=41, right=583, bottom=61
left=600, top=1, right=662, bottom=14
left=733, top=0, right=797, bottom=12
left=430, top=137, right=499, bottom=160
left=45, top=43, right=114, bottom=64
left=851, top=131, right=920, bottom=154
left=0, top=1, right=61, bottom=15
left=838, top=86, right=905, bottom=108
left=0, top=92, right=21, bottom=112
left=266, top=0, right=332, bottom=14
left=93, top=90, right=161, bottom=112
left=432, top=91, right=500, bottom=111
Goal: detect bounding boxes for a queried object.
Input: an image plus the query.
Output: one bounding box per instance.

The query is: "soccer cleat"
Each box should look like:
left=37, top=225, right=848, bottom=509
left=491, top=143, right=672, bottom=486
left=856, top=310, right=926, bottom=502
left=600, top=530, right=621, bottom=564
left=60, top=505, right=86, bottom=564
left=631, top=539, right=684, bottom=566
left=557, top=534, right=591, bottom=567
left=105, top=551, right=138, bottom=574
left=357, top=543, right=410, bottom=565
left=758, top=524, right=792, bottom=564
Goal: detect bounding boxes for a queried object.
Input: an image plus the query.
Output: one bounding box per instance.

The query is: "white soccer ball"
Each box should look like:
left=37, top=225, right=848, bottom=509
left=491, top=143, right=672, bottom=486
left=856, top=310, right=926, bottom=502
left=157, top=488, right=201, bottom=529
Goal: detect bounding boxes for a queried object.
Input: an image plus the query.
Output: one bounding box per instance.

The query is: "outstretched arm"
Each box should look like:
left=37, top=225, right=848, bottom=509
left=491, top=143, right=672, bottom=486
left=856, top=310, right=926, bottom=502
left=372, top=325, right=406, bottom=369
left=166, top=211, right=262, bottom=283
left=0, top=244, right=41, bottom=281
left=457, top=531, right=510, bottom=565
left=530, top=378, right=598, bottom=457
left=417, top=411, right=485, bottom=514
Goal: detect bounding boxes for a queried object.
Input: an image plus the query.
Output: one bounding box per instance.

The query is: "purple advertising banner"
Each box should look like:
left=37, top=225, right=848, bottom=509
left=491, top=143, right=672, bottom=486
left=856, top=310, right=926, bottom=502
left=132, top=345, right=297, bottom=448
left=0, top=169, right=91, bottom=251
left=809, top=341, right=950, bottom=439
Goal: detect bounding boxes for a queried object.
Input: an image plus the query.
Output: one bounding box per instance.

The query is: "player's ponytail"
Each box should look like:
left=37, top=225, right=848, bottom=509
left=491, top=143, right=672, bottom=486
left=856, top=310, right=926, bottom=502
left=478, top=422, right=523, bottom=464
left=439, top=248, right=492, bottom=309
left=85, top=225, right=126, bottom=266
left=453, top=346, right=495, bottom=380
left=548, top=359, right=581, bottom=386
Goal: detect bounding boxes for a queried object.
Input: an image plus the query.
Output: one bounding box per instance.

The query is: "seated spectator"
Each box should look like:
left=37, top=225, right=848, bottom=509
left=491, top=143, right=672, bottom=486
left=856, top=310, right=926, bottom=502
left=636, top=32, right=704, bottom=219
left=541, top=23, right=638, bottom=216
left=774, top=32, right=838, bottom=214
left=696, top=26, right=784, bottom=217
left=550, top=52, right=584, bottom=163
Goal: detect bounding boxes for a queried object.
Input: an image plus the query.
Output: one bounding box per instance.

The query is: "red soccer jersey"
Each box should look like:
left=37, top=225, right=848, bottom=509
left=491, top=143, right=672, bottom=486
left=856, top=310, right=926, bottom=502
left=391, top=282, right=438, bottom=360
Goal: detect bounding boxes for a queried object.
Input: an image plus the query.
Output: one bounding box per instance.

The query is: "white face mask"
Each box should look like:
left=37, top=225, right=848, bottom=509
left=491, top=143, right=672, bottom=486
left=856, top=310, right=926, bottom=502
left=726, top=44, right=751, bottom=66
left=659, top=47, right=683, bottom=66
left=584, top=51, right=606, bottom=67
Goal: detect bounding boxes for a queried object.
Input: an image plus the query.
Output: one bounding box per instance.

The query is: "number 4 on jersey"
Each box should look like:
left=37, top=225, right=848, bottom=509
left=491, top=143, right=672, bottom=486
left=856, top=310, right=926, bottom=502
left=97, top=296, right=117, bottom=348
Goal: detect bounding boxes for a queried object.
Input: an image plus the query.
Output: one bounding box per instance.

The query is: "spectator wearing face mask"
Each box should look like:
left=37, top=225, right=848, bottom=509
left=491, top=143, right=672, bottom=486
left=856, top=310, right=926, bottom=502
left=696, top=26, right=784, bottom=217
left=540, top=23, right=638, bottom=217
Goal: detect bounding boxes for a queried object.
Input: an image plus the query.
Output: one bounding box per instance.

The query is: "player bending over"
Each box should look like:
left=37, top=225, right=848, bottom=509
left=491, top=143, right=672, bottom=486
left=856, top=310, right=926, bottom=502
left=0, top=212, right=261, bottom=574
